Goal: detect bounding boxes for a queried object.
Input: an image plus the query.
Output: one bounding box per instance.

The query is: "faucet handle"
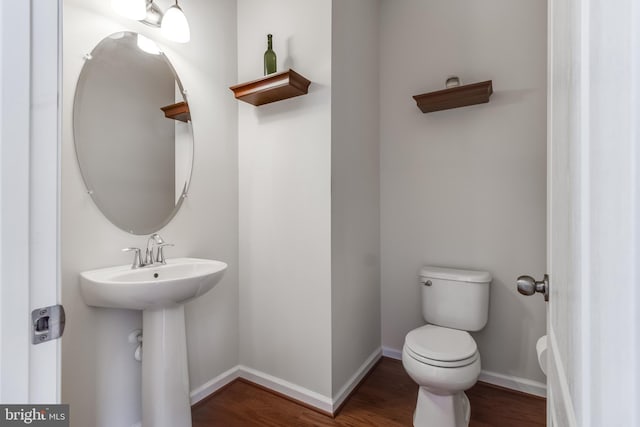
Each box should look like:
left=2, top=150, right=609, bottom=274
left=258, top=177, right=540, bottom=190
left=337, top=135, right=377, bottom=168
left=122, top=247, right=143, bottom=269
left=155, top=243, right=174, bottom=264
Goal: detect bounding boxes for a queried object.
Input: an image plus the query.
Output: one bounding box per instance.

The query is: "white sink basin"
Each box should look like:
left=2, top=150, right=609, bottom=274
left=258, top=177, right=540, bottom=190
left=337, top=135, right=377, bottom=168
left=80, top=257, right=227, bottom=427
left=80, top=257, right=227, bottom=310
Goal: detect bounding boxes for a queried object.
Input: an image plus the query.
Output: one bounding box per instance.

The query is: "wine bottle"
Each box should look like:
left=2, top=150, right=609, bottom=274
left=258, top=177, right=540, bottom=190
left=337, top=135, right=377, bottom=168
left=264, top=34, right=277, bottom=75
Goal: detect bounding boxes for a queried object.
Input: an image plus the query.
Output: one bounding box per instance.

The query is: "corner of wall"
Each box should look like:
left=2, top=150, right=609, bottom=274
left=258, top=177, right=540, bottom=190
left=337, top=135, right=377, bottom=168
left=330, top=0, right=381, bottom=397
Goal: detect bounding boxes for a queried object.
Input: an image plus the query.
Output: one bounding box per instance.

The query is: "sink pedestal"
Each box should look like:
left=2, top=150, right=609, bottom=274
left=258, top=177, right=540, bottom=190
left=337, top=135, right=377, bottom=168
left=79, top=258, right=228, bottom=427
left=142, top=305, right=191, bottom=427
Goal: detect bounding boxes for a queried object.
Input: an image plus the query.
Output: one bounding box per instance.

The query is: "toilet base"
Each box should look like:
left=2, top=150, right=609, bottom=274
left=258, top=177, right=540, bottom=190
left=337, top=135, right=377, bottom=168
left=413, top=387, right=470, bottom=427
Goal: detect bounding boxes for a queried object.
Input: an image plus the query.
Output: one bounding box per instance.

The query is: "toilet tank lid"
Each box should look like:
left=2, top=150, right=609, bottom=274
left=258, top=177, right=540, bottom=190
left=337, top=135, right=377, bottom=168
left=419, top=266, right=492, bottom=283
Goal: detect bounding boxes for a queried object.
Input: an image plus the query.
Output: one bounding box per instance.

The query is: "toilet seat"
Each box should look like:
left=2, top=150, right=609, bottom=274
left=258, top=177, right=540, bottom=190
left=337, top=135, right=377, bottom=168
left=405, top=324, right=478, bottom=368
left=405, top=345, right=478, bottom=368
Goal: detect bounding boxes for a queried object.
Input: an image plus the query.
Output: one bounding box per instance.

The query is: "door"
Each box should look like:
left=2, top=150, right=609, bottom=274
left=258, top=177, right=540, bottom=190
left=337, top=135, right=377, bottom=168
left=546, top=0, right=640, bottom=425
left=0, top=0, right=61, bottom=403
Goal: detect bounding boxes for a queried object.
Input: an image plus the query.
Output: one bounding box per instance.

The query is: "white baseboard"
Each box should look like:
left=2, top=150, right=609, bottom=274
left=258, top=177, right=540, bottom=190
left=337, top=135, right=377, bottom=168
left=237, top=365, right=334, bottom=413
left=382, top=346, right=547, bottom=398
left=190, top=365, right=240, bottom=405
left=332, top=348, right=382, bottom=410
left=382, top=346, right=402, bottom=360
left=190, top=346, right=545, bottom=414
left=478, top=370, right=547, bottom=398
left=190, top=349, right=382, bottom=414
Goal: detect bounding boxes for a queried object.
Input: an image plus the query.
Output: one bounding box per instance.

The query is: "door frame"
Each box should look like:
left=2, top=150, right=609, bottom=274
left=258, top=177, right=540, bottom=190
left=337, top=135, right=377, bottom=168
left=0, top=0, right=61, bottom=403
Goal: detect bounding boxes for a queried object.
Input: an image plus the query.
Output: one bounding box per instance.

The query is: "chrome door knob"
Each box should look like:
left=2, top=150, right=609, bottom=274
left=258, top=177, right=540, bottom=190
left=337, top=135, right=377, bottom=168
left=516, top=274, right=549, bottom=302
left=516, top=276, right=537, bottom=295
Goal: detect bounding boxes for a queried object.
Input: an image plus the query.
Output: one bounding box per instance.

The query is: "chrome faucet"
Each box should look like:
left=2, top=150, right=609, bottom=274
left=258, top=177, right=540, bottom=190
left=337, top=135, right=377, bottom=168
left=123, top=233, right=173, bottom=269
left=144, top=233, right=165, bottom=265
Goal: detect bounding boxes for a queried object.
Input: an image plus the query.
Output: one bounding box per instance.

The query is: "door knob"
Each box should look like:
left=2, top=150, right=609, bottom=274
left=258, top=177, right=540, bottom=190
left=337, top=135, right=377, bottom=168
left=516, top=274, right=549, bottom=302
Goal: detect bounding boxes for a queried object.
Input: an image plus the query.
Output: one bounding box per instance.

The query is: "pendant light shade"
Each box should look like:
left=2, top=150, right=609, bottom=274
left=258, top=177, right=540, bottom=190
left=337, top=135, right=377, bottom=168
left=161, top=2, right=190, bottom=43
left=111, top=0, right=147, bottom=21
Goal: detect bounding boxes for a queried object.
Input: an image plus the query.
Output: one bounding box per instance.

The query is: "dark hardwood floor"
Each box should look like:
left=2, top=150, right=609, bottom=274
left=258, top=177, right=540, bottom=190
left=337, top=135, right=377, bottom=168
left=192, top=357, right=546, bottom=427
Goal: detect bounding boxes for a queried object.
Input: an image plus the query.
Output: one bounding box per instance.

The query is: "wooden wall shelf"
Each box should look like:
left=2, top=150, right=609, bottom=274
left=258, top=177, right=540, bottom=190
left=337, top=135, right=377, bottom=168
left=413, top=80, right=493, bottom=113
left=230, top=69, right=311, bottom=106
left=160, top=101, right=190, bottom=122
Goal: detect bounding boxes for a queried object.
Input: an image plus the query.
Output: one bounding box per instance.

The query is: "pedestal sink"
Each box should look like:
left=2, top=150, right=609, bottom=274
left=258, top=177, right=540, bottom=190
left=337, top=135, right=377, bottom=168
left=80, top=258, right=227, bottom=427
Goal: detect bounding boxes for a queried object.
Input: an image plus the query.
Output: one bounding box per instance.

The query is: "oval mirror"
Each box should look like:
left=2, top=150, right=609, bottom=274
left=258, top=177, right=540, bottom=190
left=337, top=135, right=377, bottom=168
left=73, top=31, right=193, bottom=235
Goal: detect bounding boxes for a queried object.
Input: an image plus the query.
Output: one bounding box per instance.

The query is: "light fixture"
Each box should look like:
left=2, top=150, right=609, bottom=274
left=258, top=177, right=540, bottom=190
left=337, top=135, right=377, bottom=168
left=110, top=0, right=191, bottom=44
left=111, top=0, right=147, bottom=21
left=161, top=0, right=191, bottom=43
left=139, top=0, right=164, bottom=28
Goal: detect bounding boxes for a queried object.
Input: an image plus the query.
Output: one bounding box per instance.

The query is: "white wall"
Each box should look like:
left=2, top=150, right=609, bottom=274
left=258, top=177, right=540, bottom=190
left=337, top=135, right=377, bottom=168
left=62, top=1, right=238, bottom=425
left=238, top=0, right=382, bottom=404
left=380, top=0, right=548, bottom=386
left=330, top=0, right=381, bottom=397
left=237, top=0, right=334, bottom=398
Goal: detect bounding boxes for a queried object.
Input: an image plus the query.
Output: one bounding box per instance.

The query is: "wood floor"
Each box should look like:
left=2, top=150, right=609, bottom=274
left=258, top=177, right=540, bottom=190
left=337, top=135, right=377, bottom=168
left=192, top=358, right=546, bottom=427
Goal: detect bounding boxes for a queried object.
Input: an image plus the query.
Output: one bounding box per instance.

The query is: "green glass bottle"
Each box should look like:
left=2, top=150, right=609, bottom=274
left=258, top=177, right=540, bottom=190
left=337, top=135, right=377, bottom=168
left=264, top=34, right=277, bottom=75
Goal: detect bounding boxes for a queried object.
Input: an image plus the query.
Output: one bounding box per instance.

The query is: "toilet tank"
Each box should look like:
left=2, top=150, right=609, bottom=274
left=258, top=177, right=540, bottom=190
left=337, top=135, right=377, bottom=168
left=419, top=266, right=491, bottom=332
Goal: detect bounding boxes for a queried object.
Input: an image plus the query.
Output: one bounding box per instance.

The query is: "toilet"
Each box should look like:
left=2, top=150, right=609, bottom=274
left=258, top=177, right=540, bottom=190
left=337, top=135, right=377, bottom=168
left=402, top=266, right=491, bottom=427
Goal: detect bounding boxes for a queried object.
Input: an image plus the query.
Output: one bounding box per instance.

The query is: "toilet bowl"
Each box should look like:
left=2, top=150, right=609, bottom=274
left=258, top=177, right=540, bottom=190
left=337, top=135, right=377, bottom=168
left=401, top=266, right=491, bottom=427
left=402, top=325, right=481, bottom=427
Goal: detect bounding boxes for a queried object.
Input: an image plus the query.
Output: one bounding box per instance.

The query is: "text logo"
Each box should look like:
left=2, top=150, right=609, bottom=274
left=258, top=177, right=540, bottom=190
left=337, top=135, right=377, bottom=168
left=0, top=405, right=68, bottom=426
